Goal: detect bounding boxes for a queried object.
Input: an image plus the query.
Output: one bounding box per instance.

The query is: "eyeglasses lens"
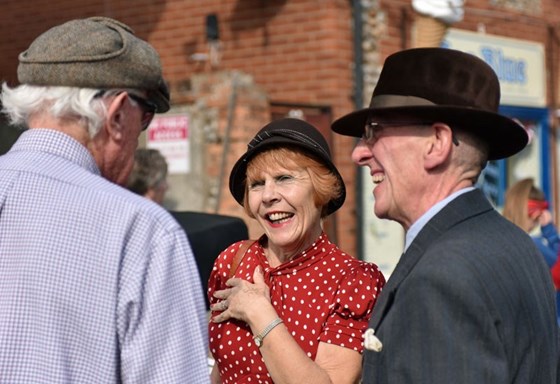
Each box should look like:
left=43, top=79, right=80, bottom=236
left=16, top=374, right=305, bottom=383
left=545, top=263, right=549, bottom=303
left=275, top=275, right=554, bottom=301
left=128, top=94, right=156, bottom=131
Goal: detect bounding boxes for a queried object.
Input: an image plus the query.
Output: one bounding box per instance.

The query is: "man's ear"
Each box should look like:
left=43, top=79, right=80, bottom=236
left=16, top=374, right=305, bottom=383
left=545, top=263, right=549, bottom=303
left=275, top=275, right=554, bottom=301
left=105, top=92, right=129, bottom=142
left=424, top=123, right=454, bottom=169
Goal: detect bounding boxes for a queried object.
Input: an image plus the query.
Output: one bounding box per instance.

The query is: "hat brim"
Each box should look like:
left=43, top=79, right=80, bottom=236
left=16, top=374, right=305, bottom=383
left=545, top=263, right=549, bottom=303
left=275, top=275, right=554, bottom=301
left=151, top=90, right=170, bottom=113
left=332, top=105, right=528, bottom=160
left=149, top=81, right=170, bottom=113
left=229, top=136, right=346, bottom=216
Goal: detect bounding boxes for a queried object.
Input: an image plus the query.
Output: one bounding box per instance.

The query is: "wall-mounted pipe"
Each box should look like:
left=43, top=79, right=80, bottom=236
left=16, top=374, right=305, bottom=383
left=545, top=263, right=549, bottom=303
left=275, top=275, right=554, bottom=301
left=352, top=0, right=365, bottom=260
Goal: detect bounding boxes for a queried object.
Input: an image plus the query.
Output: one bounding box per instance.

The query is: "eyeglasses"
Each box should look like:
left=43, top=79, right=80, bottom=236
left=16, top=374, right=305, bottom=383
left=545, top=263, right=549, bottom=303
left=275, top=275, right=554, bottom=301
left=94, top=90, right=156, bottom=131
left=127, top=93, right=157, bottom=131
left=363, top=121, right=459, bottom=146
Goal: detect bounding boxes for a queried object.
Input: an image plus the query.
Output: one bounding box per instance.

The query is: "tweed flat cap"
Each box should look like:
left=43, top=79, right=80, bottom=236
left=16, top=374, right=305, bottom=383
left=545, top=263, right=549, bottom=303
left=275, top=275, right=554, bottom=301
left=18, top=16, right=170, bottom=112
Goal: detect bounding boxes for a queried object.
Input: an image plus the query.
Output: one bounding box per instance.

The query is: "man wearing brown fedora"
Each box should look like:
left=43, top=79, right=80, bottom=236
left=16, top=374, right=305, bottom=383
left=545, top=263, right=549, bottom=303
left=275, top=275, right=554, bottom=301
left=332, top=48, right=559, bottom=383
left=0, top=17, right=210, bottom=383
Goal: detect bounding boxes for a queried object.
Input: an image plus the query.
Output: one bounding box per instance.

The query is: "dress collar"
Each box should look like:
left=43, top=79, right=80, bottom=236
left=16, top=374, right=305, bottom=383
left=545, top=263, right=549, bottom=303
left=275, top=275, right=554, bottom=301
left=257, top=232, right=336, bottom=276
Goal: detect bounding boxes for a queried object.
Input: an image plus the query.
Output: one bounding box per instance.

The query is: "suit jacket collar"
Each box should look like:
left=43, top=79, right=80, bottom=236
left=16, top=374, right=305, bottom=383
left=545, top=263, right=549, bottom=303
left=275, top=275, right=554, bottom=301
left=368, top=189, right=495, bottom=331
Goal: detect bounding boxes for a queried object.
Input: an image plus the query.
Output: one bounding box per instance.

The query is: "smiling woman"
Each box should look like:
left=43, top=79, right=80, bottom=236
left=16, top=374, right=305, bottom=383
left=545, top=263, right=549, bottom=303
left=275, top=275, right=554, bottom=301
left=207, top=118, right=386, bottom=384
left=245, top=147, right=342, bottom=220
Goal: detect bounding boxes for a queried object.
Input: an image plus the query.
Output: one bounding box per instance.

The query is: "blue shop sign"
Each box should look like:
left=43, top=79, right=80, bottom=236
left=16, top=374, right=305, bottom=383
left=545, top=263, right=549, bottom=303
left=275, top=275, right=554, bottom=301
left=442, top=29, right=546, bottom=108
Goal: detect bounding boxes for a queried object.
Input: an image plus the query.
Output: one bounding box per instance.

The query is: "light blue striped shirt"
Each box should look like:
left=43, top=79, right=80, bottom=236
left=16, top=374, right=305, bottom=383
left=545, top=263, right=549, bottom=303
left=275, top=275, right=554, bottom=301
left=404, top=187, right=475, bottom=252
left=0, top=129, right=210, bottom=383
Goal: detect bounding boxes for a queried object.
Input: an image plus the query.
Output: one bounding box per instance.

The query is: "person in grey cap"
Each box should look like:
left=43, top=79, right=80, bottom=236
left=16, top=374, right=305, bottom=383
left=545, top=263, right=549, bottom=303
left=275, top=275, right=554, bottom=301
left=127, top=148, right=170, bottom=205
left=332, top=47, right=559, bottom=383
left=207, top=118, right=385, bottom=384
left=0, top=17, right=210, bottom=383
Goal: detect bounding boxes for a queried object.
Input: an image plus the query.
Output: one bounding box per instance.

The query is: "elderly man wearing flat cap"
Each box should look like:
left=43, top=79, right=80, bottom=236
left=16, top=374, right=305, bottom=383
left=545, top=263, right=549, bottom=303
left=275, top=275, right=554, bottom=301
left=0, top=17, right=210, bottom=383
left=332, top=48, right=559, bottom=383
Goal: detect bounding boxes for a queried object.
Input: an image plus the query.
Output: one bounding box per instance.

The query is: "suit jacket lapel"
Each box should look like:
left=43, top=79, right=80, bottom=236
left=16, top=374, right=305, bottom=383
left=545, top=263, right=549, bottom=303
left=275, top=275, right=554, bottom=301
left=368, top=189, right=494, bottom=331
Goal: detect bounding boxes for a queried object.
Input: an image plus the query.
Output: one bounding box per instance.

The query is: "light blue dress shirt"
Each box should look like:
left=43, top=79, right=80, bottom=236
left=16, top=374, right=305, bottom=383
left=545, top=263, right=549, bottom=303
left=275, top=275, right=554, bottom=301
left=0, top=129, right=210, bottom=383
left=404, top=187, right=475, bottom=252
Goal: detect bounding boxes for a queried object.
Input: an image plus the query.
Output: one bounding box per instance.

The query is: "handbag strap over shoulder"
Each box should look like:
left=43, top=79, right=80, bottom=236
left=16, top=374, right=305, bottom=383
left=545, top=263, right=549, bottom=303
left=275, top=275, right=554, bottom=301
left=229, top=239, right=256, bottom=278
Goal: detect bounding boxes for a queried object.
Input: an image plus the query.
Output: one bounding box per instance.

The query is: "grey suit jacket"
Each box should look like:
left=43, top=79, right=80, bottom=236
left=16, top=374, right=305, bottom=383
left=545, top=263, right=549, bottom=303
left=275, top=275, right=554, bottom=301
left=362, top=189, right=559, bottom=383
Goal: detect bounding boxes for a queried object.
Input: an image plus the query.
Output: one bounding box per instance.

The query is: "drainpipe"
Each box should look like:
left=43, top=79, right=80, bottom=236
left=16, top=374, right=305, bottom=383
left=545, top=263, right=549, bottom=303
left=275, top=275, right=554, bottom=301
left=352, top=0, right=365, bottom=260
left=547, top=24, right=559, bottom=221
left=215, top=72, right=239, bottom=213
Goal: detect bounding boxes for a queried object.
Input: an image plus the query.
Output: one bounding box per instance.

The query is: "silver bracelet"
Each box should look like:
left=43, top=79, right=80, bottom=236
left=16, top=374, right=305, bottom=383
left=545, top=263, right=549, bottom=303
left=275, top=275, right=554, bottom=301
left=253, top=317, right=283, bottom=348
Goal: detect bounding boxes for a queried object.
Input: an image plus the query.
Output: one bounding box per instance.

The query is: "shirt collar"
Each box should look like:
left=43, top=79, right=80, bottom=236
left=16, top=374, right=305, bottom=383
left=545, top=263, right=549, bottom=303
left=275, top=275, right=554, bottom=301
left=404, top=187, right=475, bottom=252
left=10, top=128, right=101, bottom=176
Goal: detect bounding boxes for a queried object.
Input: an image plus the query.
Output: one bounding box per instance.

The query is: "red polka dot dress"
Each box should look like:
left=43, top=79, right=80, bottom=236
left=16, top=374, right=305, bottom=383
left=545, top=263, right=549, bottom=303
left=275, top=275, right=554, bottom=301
left=208, top=232, right=386, bottom=383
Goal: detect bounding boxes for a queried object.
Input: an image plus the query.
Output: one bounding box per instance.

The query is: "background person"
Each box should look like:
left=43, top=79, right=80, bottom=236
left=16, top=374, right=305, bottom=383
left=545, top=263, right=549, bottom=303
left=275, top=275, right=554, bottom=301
left=551, top=255, right=560, bottom=323
left=502, top=178, right=560, bottom=267
left=0, top=17, right=209, bottom=383
left=127, top=148, right=169, bottom=205
left=332, top=47, right=559, bottom=383
left=208, top=118, right=386, bottom=384
left=502, top=178, right=560, bottom=326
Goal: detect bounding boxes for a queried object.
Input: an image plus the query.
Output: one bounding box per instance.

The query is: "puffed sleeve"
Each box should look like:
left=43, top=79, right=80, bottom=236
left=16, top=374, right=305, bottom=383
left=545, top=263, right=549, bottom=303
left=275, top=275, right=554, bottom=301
left=320, top=260, right=386, bottom=353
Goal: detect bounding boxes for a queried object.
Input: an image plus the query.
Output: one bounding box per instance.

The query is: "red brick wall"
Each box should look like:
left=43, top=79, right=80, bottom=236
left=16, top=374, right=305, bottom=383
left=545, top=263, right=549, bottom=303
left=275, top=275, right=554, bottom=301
left=0, top=0, right=360, bottom=254
left=3, top=0, right=560, bottom=257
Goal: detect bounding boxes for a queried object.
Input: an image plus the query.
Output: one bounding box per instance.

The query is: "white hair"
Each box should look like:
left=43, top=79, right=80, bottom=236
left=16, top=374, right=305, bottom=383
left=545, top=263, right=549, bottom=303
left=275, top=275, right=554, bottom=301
left=1, top=83, right=109, bottom=137
left=452, top=128, right=489, bottom=182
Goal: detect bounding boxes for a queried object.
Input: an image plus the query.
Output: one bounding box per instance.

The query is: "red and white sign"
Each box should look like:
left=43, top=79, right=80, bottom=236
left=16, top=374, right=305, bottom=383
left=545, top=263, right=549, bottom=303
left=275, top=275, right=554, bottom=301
left=146, top=114, right=190, bottom=174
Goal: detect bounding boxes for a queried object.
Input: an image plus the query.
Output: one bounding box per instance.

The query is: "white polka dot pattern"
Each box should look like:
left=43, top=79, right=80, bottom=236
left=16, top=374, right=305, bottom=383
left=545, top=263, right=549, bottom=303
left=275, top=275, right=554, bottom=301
left=208, top=233, right=386, bottom=383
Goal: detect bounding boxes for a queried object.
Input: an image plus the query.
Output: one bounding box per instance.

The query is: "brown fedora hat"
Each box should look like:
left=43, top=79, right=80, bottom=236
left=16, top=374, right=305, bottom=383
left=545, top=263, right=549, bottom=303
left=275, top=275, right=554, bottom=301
left=332, top=48, right=528, bottom=160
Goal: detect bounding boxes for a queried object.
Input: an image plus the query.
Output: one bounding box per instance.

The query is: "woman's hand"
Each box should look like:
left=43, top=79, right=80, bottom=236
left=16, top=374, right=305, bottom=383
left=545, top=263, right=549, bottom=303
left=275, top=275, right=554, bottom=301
left=211, top=266, right=272, bottom=324
left=210, top=267, right=362, bottom=383
left=539, top=209, right=553, bottom=227
left=210, top=364, right=221, bottom=384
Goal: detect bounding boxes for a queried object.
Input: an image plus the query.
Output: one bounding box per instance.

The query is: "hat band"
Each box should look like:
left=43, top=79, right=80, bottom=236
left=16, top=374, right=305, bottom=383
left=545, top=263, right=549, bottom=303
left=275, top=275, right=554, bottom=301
left=370, top=94, right=436, bottom=108
left=247, top=129, right=331, bottom=159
